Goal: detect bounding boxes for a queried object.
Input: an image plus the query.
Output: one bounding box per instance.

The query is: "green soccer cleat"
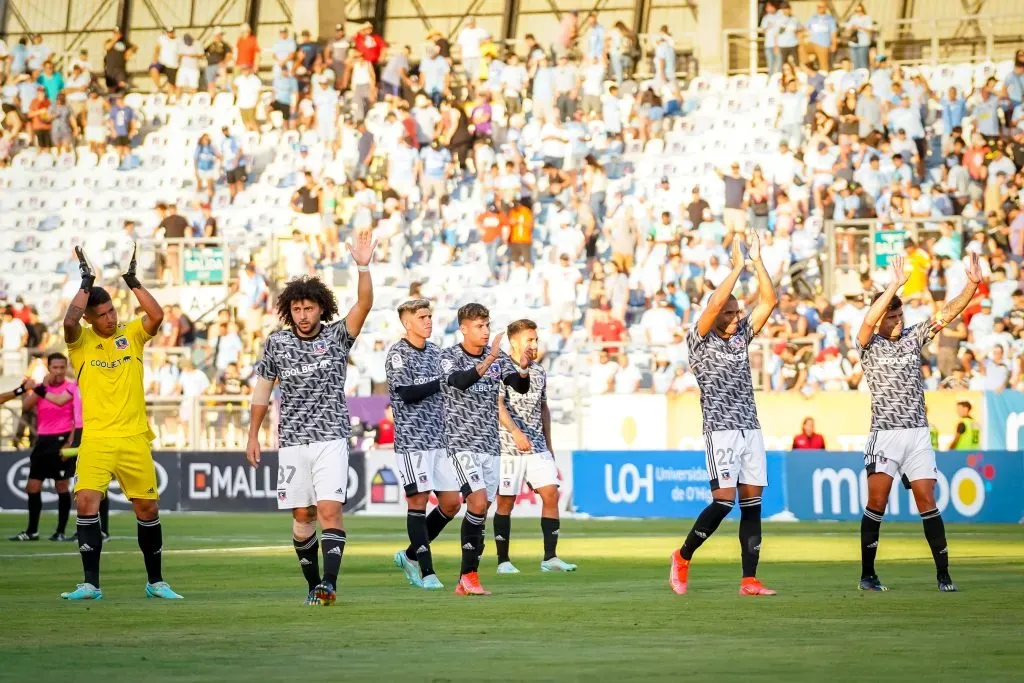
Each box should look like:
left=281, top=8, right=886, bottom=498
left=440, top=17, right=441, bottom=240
left=146, top=581, right=184, bottom=600
left=541, top=557, right=578, bottom=572
left=394, top=550, right=423, bottom=587
left=61, top=583, right=103, bottom=600
left=421, top=574, right=445, bottom=590
left=496, top=561, right=521, bottom=575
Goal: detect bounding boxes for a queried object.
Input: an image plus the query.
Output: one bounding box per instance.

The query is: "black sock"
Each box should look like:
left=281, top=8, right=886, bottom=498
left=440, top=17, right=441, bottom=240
left=137, top=517, right=163, bottom=584
left=76, top=513, right=102, bottom=587
left=680, top=499, right=734, bottom=560
left=26, top=491, right=42, bottom=534
left=320, top=528, right=346, bottom=588
left=405, top=510, right=435, bottom=577
left=99, top=496, right=110, bottom=535
left=494, top=513, right=511, bottom=564
left=861, top=506, right=884, bottom=578
left=293, top=533, right=321, bottom=592
left=541, top=517, right=560, bottom=561
left=920, top=508, right=949, bottom=575
left=56, top=492, right=71, bottom=534
left=425, top=507, right=453, bottom=542
left=739, top=497, right=762, bottom=578
left=460, top=511, right=485, bottom=575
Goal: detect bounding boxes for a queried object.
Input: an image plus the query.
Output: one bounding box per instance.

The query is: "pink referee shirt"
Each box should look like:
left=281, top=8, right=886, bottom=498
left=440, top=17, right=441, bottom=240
left=36, top=380, right=81, bottom=435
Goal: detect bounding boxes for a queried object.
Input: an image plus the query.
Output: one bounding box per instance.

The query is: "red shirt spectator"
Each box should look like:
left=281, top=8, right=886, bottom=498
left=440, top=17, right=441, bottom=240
left=592, top=308, right=627, bottom=353
left=354, top=24, right=386, bottom=64
left=235, top=26, right=260, bottom=69
left=377, top=412, right=395, bottom=446
left=792, top=418, right=826, bottom=449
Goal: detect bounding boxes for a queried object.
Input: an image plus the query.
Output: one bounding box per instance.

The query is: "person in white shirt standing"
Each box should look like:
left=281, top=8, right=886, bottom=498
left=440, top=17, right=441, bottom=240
left=544, top=253, right=583, bottom=326
left=150, top=26, right=180, bottom=97
left=760, top=1, right=781, bottom=76
left=457, top=17, right=489, bottom=84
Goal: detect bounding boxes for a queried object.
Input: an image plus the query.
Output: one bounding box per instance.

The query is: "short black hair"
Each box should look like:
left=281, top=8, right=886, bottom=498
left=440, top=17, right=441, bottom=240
left=957, top=400, right=972, bottom=411
left=871, top=291, right=902, bottom=310
left=47, top=352, right=67, bottom=366
left=457, top=302, right=489, bottom=324
left=507, top=319, right=537, bottom=338
left=87, top=286, right=111, bottom=309
left=397, top=298, right=431, bottom=318
left=276, top=276, right=339, bottom=328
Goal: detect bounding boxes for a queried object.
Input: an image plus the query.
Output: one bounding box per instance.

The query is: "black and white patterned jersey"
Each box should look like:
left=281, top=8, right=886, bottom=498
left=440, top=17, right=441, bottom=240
left=499, top=361, right=548, bottom=456
left=253, top=321, right=356, bottom=447
left=858, top=322, right=936, bottom=431
left=438, top=344, right=518, bottom=456
left=686, top=317, right=761, bottom=433
left=386, top=338, right=446, bottom=453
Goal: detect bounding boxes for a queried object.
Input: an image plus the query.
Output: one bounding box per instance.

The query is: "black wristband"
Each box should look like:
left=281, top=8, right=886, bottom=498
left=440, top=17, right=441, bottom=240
left=33, top=385, right=48, bottom=398
left=13, top=384, right=26, bottom=397
left=80, top=274, right=95, bottom=292
left=122, top=273, right=142, bottom=289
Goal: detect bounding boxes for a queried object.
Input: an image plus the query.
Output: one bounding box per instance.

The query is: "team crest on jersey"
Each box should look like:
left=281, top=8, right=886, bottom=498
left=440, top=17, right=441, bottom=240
left=114, top=336, right=129, bottom=350
left=900, top=336, right=916, bottom=351
left=730, top=335, right=744, bottom=349
left=391, top=353, right=404, bottom=369
left=486, top=363, right=501, bottom=378
left=312, top=339, right=327, bottom=355
left=440, top=358, right=454, bottom=373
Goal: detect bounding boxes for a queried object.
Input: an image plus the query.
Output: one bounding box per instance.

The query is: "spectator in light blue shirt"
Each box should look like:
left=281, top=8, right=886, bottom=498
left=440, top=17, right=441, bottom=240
left=654, top=29, right=676, bottom=84
left=271, top=28, right=297, bottom=74
left=532, top=55, right=555, bottom=112
left=271, top=64, right=299, bottom=122
left=775, top=4, right=800, bottom=69
left=760, top=2, right=781, bottom=76
left=419, top=44, right=450, bottom=106
left=26, top=35, right=52, bottom=73
left=9, top=38, right=28, bottom=76
left=804, top=2, right=837, bottom=70
left=940, top=87, right=967, bottom=133
left=585, top=14, right=606, bottom=61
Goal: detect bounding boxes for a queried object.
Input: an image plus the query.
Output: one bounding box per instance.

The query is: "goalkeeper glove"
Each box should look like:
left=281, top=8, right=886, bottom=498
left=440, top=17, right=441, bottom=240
left=74, top=246, right=95, bottom=292
left=122, top=241, right=141, bottom=289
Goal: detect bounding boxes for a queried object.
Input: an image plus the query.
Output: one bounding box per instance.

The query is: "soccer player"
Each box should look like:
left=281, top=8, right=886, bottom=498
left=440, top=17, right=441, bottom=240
left=855, top=254, right=981, bottom=593
left=8, top=354, right=82, bottom=542
left=670, top=235, right=779, bottom=596
left=386, top=299, right=461, bottom=590
left=438, top=303, right=532, bottom=595
left=494, top=319, right=576, bottom=573
left=246, top=231, right=376, bottom=606
left=61, top=246, right=182, bottom=600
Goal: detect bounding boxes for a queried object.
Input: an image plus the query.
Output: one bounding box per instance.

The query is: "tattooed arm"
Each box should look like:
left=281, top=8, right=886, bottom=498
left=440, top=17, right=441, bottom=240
left=63, top=289, right=89, bottom=345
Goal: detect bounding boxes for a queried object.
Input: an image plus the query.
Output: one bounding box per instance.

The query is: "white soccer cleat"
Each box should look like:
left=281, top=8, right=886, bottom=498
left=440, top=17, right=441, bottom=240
left=541, top=557, right=578, bottom=572
left=496, top=561, right=521, bottom=575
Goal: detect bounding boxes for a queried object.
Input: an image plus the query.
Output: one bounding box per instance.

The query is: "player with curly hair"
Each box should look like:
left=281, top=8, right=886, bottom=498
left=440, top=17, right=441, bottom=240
left=246, top=230, right=376, bottom=606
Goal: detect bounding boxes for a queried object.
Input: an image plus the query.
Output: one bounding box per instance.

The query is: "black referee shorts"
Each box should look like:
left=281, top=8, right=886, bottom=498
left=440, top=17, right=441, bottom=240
left=28, top=432, right=73, bottom=482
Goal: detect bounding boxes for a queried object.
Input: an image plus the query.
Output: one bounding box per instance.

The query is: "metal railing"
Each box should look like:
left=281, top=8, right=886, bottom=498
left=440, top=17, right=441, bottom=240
left=724, top=13, right=1024, bottom=75
left=824, top=216, right=966, bottom=297
left=135, top=237, right=232, bottom=289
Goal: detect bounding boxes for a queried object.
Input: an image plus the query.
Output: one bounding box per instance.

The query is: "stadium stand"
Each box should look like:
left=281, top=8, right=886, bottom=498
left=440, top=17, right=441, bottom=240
left=0, top=4, right=1022, bottom=450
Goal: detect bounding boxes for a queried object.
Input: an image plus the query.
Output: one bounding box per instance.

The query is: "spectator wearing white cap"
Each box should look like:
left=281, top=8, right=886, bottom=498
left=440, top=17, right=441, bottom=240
left=150, top=26, right=180, bottom=96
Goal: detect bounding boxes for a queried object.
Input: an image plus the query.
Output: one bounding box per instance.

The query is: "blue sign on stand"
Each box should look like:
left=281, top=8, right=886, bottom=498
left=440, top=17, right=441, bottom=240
left=572, top=451, right=786, bottom=518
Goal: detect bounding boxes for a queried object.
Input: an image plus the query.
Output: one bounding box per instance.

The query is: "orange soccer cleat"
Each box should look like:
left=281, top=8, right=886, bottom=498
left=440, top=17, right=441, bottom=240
left=669, top=550, right=689, bottom=595
left=739, top=577, right=777, bottom=596
left=455, top=571, right=491, bottom=596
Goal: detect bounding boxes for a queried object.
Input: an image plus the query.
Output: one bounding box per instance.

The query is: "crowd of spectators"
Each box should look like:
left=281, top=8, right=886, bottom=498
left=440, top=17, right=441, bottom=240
left=1, top=12, right=1023, bottom=419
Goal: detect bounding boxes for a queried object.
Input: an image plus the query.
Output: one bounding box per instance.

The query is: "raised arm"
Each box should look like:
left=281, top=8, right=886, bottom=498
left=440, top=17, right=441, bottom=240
left=933, top=253, right=982, bottom=332
left=121, top=243, right=163, bottom=336
left=0, top=380, right=32, bottom=405
left=695, top=238, right=745, bottom=337
left=746, top=232, right=778, bottom=335
left=344, top=229, right=377, bottom=337
left=447, top=332, right=506, bottom=390
left=857, top=256, right=908, bottom=348
left=64, top=246, right=95, bottom=344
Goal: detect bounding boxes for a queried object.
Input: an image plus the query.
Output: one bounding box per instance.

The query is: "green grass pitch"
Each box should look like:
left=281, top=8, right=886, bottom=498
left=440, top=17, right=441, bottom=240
left=1, top=514, right=1022, bottom=682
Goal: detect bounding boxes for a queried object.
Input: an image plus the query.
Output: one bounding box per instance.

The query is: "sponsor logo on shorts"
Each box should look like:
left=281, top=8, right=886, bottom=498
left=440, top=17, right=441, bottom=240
left=418, top=474, right=428, bottom=484
left=470, top=473, right=481, bottom=483
left=503, top=479, right=512, bottom=489
left=114, top=336, right=129, bottom=350
left=278, top=489, right=287, bottom=501
left=720, top=470, right=730, bottom=481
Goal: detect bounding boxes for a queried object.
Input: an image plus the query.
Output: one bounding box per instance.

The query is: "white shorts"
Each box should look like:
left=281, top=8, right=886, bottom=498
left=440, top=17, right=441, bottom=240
left=704, top=429, right=768, bottom=489
left=395, top=448, right=461, bottom=494
left=276, top=438, right=349, bottom=509
left=197, top=167, right=218, bottom=182
left=295, top=212, right=322, bottom=235
left=176, top=67, right=200, bottom=89
left=864, top=427, right=937, bottom=485
left=449, top=450, right=499, bottom=501
left=497, top=450, right=560, bottom=497
left=86, top=126, right=106, bottom=144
